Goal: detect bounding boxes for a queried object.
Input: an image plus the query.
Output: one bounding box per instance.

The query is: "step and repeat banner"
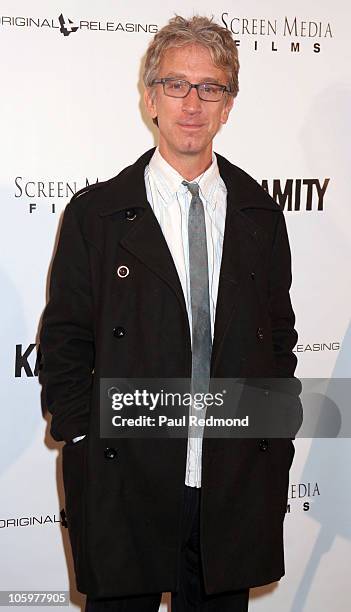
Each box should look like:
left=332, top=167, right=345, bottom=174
left=1, top=0, right=350, bottom=610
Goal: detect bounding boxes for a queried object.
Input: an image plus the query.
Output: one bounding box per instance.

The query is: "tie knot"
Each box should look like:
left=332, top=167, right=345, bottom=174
left=182, top=180, right=200, bottom=197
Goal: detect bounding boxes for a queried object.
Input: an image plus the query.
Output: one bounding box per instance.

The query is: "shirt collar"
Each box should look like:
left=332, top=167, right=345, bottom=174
left=147, top=147, right=223, bottom=211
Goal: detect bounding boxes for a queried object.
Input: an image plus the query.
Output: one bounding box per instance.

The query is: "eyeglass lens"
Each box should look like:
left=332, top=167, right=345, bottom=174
left=163, top=80, right=224, bottom=101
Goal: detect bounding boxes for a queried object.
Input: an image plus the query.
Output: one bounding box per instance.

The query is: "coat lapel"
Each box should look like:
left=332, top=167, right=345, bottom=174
left=119, top=207, right=187, bottom=317
left=211, top=154, right=279, bottom=370
left=211, top=203, right=263, bottom=370
left=98, top=148, right=187, bottom=319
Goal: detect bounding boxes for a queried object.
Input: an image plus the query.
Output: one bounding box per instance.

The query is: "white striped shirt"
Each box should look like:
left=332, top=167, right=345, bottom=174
left=144, top=147, right=227, bottom=487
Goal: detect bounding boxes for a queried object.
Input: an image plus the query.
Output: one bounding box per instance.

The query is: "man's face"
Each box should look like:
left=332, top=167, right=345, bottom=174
left=144, top=44, right=233, bottom=162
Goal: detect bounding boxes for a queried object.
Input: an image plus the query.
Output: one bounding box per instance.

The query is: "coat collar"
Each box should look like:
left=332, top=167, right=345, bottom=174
left=98, top=147, right=279, bottom=216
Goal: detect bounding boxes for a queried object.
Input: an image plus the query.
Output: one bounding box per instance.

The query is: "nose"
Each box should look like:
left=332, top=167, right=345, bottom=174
left=181, top=86, right=202, bottom=113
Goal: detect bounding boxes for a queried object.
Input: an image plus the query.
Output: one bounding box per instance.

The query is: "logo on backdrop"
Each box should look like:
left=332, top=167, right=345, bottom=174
left=0, top=509, right=67, bottom=528
left=293, top=342, right=340, bottom=354
left=221, top=13, right=333, bottom=54
left=262, top=178, right=330, bottom=211
left=0, top=14, right=158, bottom=35
left=287, top=481, right=321, bottom=513
left=14, top=176, right=99, bottom=214
left=15, top=344, right=40, bottom=377
left=58, top=13, right=78, bottom=36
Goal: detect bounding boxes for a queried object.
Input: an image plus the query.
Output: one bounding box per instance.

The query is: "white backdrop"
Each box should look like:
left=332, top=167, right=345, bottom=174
left=1, top=1, right=350, bottom=610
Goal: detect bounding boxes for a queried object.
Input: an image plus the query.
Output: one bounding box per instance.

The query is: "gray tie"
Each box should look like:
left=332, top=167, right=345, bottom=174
left=182, top=180, right=212, bottom=406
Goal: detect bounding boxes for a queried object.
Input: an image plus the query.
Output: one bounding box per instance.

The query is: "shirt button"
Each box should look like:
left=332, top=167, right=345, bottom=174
left=117, top=265, right=129, bottom=278
left=113, top=326, right=126, bottom=338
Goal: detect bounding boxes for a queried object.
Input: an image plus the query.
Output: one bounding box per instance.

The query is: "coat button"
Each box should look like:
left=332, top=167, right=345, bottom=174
left=104, top=447, right=117, bottom=460
left=117, top=265, right=129, bottom=278
left=259, top=439, right=269, bottom=451
left=250, top=271, right=255, bottom=280
left=113, top=326, right=126, bottom=338
left=125, top=209, right=137, bottom=221
left=256, top=327, right=264, bottom=341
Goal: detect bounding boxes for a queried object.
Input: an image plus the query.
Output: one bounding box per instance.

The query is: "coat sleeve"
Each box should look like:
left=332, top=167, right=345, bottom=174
left=268, top=211, right=303, bottom=437
left=39, top=198, right=95, bottom=442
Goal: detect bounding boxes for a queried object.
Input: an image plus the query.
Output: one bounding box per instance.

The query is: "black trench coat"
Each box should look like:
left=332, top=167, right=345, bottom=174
left=39, top=148, right=302, bottom=598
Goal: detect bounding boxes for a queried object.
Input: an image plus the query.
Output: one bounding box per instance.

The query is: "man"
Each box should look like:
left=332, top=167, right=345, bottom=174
left=39, top=15, right=302, bottom=612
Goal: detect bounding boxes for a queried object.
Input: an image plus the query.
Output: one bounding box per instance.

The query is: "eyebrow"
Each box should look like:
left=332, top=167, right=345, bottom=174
left=164, top=72, right=223, bottom=83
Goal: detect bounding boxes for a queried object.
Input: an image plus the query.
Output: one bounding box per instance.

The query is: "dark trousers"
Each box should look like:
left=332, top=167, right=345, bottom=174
left=85, top=485, right=249, bottom=612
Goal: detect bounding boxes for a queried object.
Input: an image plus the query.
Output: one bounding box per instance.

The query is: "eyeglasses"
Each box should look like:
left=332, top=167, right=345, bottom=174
left=151, top=78, right=233, bottom=102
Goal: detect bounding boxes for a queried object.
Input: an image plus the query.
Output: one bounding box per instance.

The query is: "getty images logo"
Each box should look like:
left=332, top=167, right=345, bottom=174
left=58, top=13, right=78, bottom=37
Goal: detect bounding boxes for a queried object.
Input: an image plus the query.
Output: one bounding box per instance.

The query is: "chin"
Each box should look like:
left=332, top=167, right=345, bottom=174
left=177, top=139, right=205, bottom=155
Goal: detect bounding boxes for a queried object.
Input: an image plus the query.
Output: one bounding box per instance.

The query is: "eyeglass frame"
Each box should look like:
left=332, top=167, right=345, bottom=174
left=151, top=77, right=234, bottom=102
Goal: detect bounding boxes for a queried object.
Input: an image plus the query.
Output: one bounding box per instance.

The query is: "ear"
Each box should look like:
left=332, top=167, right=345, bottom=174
left=220, top=96, right=234, bottom=125
left=144, top=88, right=158, bottom=120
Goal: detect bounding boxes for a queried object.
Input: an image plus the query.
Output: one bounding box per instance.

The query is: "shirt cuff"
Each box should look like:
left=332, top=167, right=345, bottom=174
left=72, top=434, right=86, bottom=443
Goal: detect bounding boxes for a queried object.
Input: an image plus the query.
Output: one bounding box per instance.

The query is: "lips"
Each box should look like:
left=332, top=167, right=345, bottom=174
left=178, top=123, right=204, bottom=129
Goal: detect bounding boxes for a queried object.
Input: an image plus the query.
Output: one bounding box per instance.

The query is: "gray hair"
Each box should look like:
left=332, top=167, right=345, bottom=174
left=143, top=15, right=239, bottom=98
